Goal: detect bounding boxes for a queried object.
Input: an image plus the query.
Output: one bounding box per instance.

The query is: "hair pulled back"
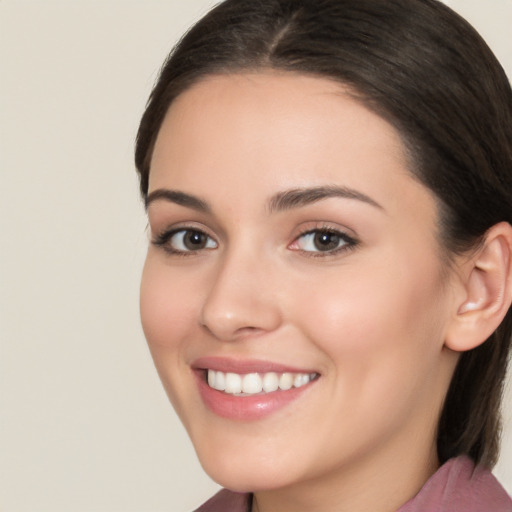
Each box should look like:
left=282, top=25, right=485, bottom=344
left=135, top=0, right=512, bottom=467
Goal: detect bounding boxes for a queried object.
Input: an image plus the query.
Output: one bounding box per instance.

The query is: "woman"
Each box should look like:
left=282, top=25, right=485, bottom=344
left=135, top=0, right=512, bottom=510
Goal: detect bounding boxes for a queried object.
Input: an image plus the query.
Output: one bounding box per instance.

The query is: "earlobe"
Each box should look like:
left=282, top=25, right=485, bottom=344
left=445, top=222, right=512, bottom=352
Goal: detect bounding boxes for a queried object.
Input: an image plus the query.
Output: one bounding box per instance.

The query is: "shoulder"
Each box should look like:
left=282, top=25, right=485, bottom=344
left=398, top=456, right=512, bottom=512
left=194, top=489, right=251, bottom=512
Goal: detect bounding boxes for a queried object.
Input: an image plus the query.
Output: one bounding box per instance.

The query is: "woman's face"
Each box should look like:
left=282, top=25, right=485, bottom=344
left=141, top=73, right=459, bottom=493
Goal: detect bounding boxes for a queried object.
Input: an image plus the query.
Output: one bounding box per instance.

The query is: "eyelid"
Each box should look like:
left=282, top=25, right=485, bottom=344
left=149, top=219, right=215, bottom=240
left=288, top=224, right=359, bottom=257
left=149, top=220, right=358, bottom=258
left=151, top=223, right=218, bottom=256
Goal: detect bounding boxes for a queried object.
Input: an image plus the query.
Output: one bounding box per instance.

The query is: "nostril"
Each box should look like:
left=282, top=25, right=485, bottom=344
left=200, top=320, right=265, bottom=342
left=236, top=326, right=260, bottom=334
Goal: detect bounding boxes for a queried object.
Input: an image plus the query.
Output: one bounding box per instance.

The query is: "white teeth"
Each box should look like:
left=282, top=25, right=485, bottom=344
left=262, top=372, right=279, bottom=392
left=212, top=370, right=225, bottom=391
left=206, top=369, right=316, bottom=395
left=225, top=372, right=242, bottom=394
left=242, top=373, right=262, bottom=394
left=294, top=374, right=309, bottom=388
left=279, top=372, right=293, bottom=390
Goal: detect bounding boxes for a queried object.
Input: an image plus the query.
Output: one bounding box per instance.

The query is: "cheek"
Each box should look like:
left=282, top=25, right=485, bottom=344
left=139, top=257, right=205, bottom=423
left=284, top=256, right=451, bottom=457
left=140, top=258, right=199, bottom=350
left=291, top=251, right=449, bottom=385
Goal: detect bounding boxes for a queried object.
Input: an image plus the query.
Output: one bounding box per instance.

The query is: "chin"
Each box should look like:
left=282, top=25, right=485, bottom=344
left=193, top=435, right=305, bottom=493
left=201, top=460, right=292, bottom=493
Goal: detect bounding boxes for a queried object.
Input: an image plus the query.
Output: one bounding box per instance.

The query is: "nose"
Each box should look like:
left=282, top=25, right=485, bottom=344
left=200, top=250, right=282, bottom=341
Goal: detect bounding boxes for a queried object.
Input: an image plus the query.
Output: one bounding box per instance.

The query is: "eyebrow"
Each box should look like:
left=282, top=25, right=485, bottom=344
left=267, top=185, right=383, bottom=213
left=145, top=184, right=383, bottom=214
left=145, top=189, right=210, bottom=212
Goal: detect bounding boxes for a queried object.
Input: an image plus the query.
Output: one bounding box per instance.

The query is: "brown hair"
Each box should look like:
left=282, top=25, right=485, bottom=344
left=135, top=0, right=512, bottom=467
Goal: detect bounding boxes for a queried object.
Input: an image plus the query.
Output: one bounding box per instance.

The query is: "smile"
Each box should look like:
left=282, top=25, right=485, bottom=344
left=207, top=370, right=318, bottom=395
left=194, top=358, right=321, bottom=420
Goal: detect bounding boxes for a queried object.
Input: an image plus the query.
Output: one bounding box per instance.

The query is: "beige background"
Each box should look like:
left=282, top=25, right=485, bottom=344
left=1, top=1, right=511, bottom=511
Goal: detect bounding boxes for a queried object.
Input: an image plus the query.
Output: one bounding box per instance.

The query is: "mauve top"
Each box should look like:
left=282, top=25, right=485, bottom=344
left=194, top=456, right=512, bottom=511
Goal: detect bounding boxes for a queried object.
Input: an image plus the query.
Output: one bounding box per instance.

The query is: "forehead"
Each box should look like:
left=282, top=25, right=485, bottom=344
left=149, top=71, right=435, bottom=224
left=152, top=72, right=407, bottom=169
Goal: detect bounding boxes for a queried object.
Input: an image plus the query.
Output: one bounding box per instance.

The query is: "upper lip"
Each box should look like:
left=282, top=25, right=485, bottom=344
left=192, top=356, right=318, bottom=375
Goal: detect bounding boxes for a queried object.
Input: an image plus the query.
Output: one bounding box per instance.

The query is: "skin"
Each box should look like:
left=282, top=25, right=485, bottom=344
left=140, top=72, right=463, bottom=512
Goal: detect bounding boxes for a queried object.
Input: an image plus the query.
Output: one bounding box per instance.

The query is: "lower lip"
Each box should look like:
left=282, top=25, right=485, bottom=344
left=195, top=372, right=316, bottom=421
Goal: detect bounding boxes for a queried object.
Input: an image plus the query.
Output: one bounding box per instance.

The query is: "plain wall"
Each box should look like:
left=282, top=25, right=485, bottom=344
left=1, top=1, right=510, bottom=511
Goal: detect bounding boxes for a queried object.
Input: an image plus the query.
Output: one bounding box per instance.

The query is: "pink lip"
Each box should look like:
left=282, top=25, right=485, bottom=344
left=192, top=356, right=316, bottom=374
left=192, top=357, right=319, bottom=421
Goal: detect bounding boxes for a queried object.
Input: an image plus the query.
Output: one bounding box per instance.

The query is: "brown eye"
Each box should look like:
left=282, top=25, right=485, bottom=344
left=292, top=229, right=356, bottom=254
left=168, top=229, right=217, bottom=252
left=183, top=231, right=208, bottom=250
left=312, top=231, right=342, bottom=251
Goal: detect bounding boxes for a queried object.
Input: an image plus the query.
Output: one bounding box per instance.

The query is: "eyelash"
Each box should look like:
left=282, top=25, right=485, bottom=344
left=151, top=226, right=358, bottom=258
left=289, top=227, right=359, bottom=258
left=152, top=227, right=217, bottom=257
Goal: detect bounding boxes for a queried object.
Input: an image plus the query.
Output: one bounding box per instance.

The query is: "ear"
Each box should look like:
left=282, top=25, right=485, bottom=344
left=445, top=222, right=512, bottom=352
